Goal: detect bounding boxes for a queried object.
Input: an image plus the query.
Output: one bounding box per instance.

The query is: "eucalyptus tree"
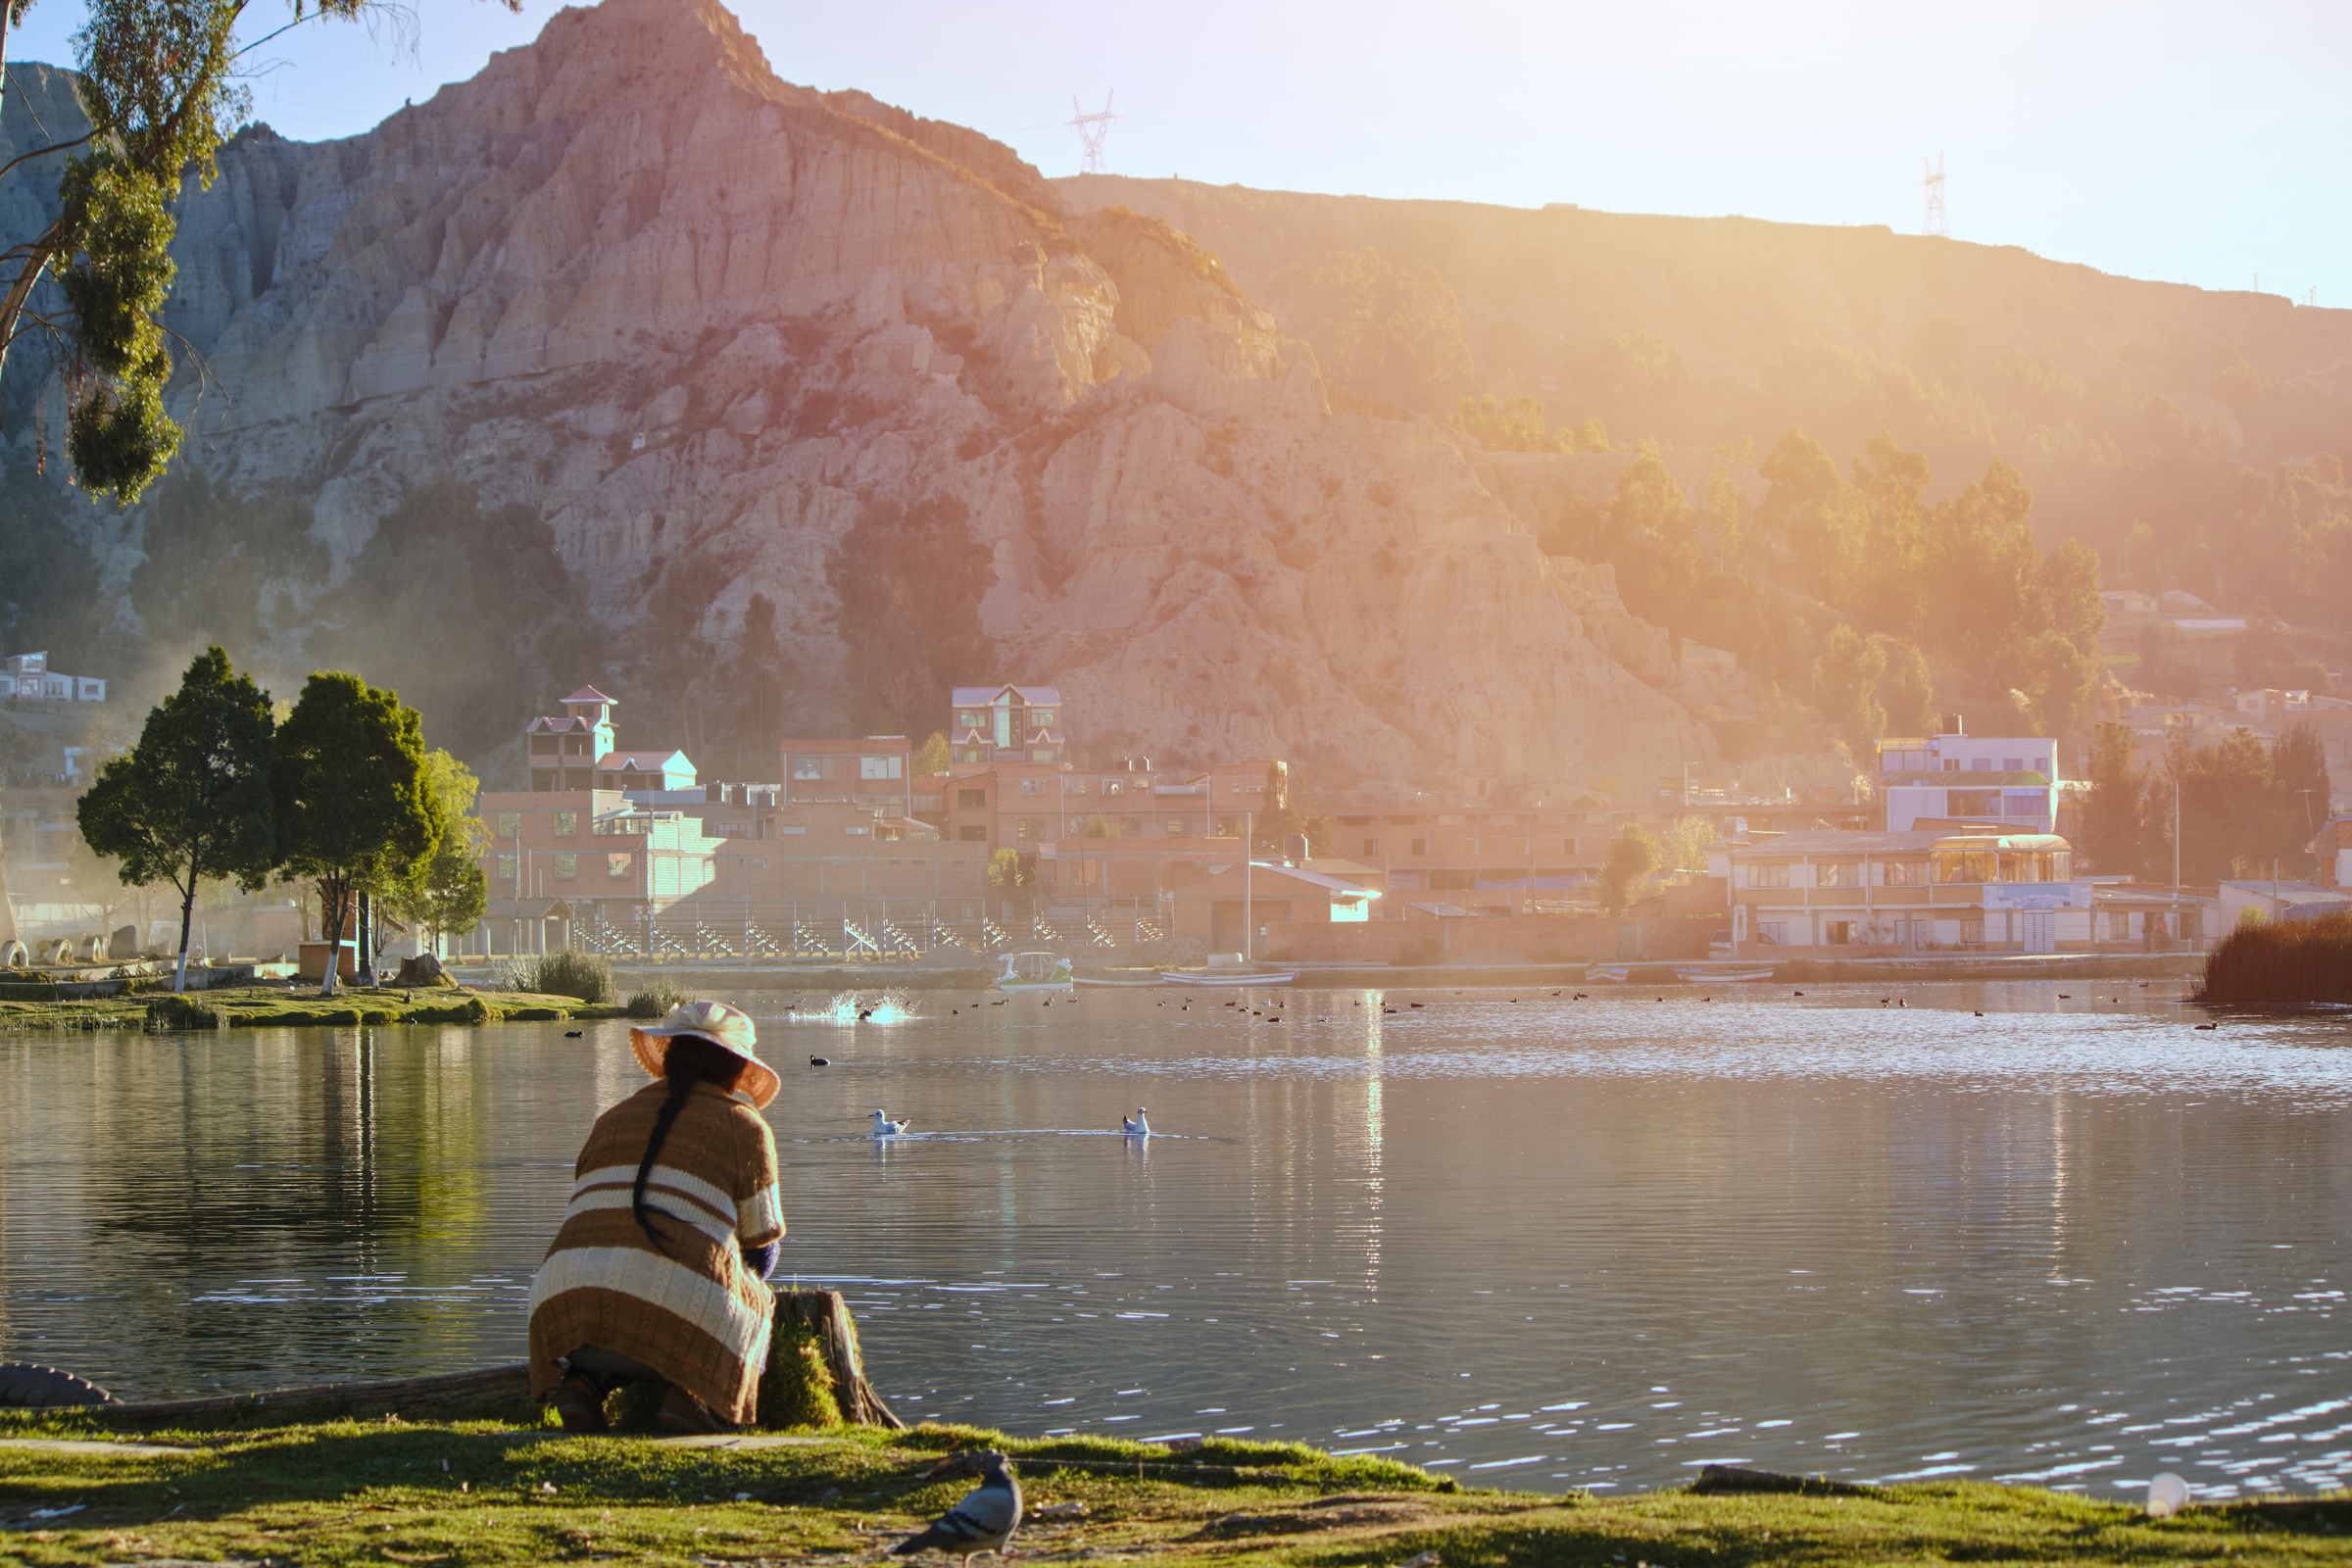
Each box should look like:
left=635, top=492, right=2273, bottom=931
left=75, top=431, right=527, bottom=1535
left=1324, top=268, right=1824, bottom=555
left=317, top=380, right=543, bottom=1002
left=74, top=644, right=277, bottom=992
left=0, top=0, right=514, bottom=502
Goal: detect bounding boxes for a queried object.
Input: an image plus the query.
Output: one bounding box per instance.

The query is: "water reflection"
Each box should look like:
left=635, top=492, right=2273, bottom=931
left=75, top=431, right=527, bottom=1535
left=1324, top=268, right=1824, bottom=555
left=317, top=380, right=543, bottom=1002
left=1, top=984, right=2346, bottom=1499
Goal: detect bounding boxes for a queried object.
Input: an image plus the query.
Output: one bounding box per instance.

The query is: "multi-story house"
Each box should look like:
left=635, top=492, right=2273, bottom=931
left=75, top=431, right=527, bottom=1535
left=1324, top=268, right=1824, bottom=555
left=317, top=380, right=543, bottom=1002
left=950, top=685, right=1067, bottom=765
left=0, top=652, right=104, bottom=702
left=1877, top=720, right=2063, bottom=834
left=1721, top=826, right=2082, bottom=956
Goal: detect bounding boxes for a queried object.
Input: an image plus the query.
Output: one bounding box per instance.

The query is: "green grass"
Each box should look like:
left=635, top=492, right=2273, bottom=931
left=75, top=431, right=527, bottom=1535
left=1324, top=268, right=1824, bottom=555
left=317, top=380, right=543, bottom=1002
left=1, top=1417, right=2346, bottom=1565
left=0, top=984, right=624, bottom=1032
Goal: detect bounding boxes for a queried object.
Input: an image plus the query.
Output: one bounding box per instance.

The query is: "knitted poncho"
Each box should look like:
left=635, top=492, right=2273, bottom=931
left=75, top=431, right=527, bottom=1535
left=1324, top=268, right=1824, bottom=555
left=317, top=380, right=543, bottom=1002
left=527, top=1079, right=784, bottom=1424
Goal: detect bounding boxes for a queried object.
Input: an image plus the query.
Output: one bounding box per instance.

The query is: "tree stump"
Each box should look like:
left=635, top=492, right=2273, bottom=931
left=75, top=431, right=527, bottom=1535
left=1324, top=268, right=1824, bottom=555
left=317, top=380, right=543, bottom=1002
left=772, top=1288, right=903, bottom=1429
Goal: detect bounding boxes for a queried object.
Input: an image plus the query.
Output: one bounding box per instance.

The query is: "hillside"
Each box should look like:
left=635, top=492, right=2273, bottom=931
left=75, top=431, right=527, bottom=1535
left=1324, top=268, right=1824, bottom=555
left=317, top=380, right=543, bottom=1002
left=1, top=0, right=2343, bottom=800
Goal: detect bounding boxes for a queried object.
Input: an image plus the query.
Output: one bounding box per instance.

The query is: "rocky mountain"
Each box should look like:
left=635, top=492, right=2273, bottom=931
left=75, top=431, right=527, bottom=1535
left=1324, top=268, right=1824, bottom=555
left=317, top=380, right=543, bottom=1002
left=2, top=0, right=1725, bottom=796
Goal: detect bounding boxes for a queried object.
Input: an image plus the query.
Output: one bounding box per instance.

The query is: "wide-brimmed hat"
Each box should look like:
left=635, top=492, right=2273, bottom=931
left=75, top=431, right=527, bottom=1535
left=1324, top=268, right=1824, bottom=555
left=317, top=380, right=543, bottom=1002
left=629, top=1000, right=779, bottom=1108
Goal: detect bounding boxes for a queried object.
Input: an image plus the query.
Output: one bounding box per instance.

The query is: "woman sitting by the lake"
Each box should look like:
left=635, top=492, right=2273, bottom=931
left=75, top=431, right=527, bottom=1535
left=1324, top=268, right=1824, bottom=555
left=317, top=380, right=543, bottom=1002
left=527, top=1000, right=784, bottom=1434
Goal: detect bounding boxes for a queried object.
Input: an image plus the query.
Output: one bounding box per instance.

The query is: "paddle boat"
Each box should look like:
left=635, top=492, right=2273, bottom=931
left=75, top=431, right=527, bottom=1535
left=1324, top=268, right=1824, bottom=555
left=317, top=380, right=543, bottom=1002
left=995, top=950, right=1075, bottom=994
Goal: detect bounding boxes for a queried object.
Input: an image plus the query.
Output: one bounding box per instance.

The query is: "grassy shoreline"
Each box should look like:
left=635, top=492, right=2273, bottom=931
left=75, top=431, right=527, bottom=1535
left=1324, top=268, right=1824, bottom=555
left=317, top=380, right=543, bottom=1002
left=0, top=983, right=623, bottom=1032
left=1, top=1418, right=2346, bottom=1565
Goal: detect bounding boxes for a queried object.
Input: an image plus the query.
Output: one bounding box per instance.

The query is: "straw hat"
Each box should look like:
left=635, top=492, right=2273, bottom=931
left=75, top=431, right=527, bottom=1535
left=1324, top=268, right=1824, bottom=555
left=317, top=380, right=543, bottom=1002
left=629, top=999, right=780, bottom=1109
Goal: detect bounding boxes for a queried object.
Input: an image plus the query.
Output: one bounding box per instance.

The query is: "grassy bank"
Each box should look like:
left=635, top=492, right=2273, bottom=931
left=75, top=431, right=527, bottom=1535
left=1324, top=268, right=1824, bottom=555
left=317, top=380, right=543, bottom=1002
left=0, top=984, right=623, bottom=1033
left=1, top=1418, right=2346, bottom=1566
left=2199, top=914, right=2352, bottom=1007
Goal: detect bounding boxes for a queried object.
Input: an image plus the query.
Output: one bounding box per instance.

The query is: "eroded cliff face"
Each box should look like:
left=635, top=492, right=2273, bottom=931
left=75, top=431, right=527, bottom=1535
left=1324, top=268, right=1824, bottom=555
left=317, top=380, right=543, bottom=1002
left=16, top=0, right=1716, bottom=792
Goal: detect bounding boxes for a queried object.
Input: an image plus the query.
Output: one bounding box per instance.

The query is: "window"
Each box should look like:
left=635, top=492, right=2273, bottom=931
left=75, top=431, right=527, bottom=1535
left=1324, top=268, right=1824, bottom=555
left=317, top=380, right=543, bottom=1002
left=2005, top=792, right=2043, bottom=817
left=2034, top=756, right=2049, bottom=774
left=1883, top=858, right=1930, bottom=886
left=1020, top=778, right=1045, bottom=796
left=1103, top=780, right=1123, bottom=797
left=1817, top=860, right=1860, bottom=887
left=1165, top=818, right=1188, bottom=837
left=497, top=812, right=520, bottom=838
left=2003, top=757, right=2024, bottom=772
left=1933, top=850, right=1996, bottom=884
left=1410, top=838, right=1427, bottom=857
left=1757, top=920, right=1789, bottom=945
left=957, top=789, right=987, bottom=808
left=1947, top=789, right=1998, bottom=815
left=608, top=854, right=632, bottom=878
left=1065, top=779, right=1089, bottom=795
left=1033, top=710, right=1054, bottom=726
left=859, top=755, right=903, bottom=780
left=530, top=734, right=558, bottom=754
left=957, top=710, right=985, bottom=728
left=552, top=853, right=578, bottom=879
left=1825, top=920, right=1854, bottom=946
left=553, top=810, right=577, bottom=837
left=1942, top=759, right=1959, bottom=772
left=1121, top=816, right=1144, bottom=836
left=1363, top=838, right=1381, bottom=856
left=792, top=756, right=832, bottom=780
left=1214, top=816, right=1244, bottom=838
left=958, top=825, right=988, bottom=842
left=1970, top=758, right=1990, bottom=771
left=1014, top=818, right=1034, bottom=840
left=1746, top=863, right=1790, bottom=888
left=497, top=854, right=515, bottom=881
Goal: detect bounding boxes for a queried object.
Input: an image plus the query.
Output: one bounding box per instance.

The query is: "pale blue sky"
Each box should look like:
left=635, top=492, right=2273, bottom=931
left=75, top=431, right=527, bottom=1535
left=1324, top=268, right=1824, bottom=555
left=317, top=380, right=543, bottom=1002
left=8, top=0, right=2348, bottom=308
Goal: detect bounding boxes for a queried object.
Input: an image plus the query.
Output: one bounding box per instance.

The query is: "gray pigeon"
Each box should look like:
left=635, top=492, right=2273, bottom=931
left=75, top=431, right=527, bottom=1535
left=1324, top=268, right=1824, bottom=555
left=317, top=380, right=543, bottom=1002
left=893, top=1448, right=1021, bottom=1567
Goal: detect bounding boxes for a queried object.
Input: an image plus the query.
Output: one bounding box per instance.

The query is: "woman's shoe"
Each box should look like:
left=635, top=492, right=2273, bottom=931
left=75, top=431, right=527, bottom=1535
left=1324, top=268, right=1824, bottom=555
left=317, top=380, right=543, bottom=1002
left=656, top=1383, right=723, bottom=1435
left=551, top=1371, right=611, bottom=1434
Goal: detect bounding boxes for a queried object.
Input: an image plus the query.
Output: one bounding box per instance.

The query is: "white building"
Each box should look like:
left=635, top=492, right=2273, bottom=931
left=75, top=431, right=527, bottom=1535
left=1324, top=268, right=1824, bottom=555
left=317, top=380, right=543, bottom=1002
left=1877, top=721, right=2061, bottom=834
left=1720, top=827, right=2079, bottom=956
left=0, top=652, right=103, bottom=702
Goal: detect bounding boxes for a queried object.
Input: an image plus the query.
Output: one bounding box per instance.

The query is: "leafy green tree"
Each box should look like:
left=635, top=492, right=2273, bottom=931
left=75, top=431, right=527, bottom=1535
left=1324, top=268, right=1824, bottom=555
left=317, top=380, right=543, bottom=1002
left=1080, top=812, right=1120, bottom=838
left=1, top=0, right=515, bottom=500
left=386, top=749, right=485, bottom=956
left=1266, top=246, right=1475, bottom=414
left=130, top=466, right=328, bottom=666
left=1848, top=430, right=1930, bottom=634
left=2040, top=538, right=2105, bottom=655
left=1872, top=634, right=1936, bottom=736
left=308, top=482, right=596, bottom=766
left=1653, top=815, right=1716, bottom=873
left=2082, top=722, right=2153, bottom=879
left=1812, top=622, right=1887, bottom=756
left=1704, top=461, right=1743, bottom=555
left=1447, top=392, right=1554, bottom=453
left=1598, top=823, right=1658, bottom=916
left=2164, top=727, right=2320, bottom=886
left=826, top=494, right=995, bottom=736
left=74, top=645, right=276, bottom=992
left=1756, top=427, right=1861, bottom=603
left=271, top=671, right=443, bottom=996
left=911, top=731, right=952, bottom=776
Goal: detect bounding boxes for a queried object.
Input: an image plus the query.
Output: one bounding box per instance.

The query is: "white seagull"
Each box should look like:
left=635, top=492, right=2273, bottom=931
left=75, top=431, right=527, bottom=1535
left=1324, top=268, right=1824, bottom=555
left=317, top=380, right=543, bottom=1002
left=1121, top=1107, right=1151, bottom=1136
left=872, top=1109, right=910, bottom=1137
left=893, top=1448, right=1021, bottom=1567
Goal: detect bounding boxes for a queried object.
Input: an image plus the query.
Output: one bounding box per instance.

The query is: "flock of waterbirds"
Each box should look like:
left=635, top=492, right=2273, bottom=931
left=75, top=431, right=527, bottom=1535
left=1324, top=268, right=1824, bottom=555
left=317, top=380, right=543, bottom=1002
left=779, top=975, right=2208, bottom=1144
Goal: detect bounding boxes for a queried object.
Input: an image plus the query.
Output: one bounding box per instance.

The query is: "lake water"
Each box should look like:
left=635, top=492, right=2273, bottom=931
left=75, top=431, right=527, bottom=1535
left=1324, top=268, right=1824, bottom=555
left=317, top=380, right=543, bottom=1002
left=2, top=980, right=2347, bottom=1499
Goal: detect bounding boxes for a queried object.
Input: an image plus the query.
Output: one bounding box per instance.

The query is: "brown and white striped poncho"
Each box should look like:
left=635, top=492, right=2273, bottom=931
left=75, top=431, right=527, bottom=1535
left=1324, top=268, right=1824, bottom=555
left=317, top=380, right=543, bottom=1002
left=527, top=1079, right=784, bottom=1425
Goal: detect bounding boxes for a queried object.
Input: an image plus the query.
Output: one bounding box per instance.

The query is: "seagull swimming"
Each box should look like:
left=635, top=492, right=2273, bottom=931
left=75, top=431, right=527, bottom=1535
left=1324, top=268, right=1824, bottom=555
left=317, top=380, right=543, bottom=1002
left=1121, top=1107, right=1151, bottom=1136
left=893, top=1448, right=1021, bottom=1567
left=872, top=1109, right=909, bottom=1137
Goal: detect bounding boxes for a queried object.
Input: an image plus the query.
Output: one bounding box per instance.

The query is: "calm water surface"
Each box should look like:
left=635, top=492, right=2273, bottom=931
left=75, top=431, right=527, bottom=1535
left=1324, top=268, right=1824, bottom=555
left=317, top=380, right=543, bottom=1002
left=3, top=980, right=2347, bottom=1499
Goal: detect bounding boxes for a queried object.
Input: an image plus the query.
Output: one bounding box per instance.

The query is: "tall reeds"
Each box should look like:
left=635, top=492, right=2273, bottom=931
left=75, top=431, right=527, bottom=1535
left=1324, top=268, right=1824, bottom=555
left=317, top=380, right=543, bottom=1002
left=2196, top=911, right=2352, bottom=1006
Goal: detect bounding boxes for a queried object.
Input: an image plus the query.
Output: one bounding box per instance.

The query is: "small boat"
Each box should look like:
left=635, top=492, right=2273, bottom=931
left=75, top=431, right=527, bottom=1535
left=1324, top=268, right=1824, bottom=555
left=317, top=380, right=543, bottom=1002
left=1584, top=964, right=1629, bottom=983
left=1676, top=965, right=1776, bottom=984
left=996, top=951, right=1074, bottom=993
left=1158, top=966, right=1298, bottom=987
left=1072, top=974, right=1163, bottom=988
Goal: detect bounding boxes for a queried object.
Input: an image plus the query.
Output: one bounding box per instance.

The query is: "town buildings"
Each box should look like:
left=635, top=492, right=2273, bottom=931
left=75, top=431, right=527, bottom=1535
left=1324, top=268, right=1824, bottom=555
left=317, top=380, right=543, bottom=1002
left=951, top=685, right=1066, bottom=765
left=0, top=652, right=104, bottom=703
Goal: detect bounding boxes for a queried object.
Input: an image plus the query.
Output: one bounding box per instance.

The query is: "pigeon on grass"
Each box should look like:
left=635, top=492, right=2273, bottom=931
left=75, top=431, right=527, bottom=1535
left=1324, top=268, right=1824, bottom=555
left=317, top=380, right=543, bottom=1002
left=892, top=1447, right=1021, bottom=1567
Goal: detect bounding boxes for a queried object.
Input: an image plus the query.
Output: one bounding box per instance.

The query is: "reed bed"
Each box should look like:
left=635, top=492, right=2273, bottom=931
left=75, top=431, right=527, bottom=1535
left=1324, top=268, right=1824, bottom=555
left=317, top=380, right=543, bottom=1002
left=2197, top=911, right=2352, bottom=1006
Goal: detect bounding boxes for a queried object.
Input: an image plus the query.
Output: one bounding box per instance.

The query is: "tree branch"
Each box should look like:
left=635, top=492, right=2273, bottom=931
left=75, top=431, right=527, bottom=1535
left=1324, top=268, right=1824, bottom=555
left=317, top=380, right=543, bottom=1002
left=0, top=130, right=93, bottom=182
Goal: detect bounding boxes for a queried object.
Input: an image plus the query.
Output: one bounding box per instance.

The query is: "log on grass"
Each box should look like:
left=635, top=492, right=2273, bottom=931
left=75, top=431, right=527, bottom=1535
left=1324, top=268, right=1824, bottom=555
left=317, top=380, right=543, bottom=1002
left=88, top=1362, right=534, bottom=1431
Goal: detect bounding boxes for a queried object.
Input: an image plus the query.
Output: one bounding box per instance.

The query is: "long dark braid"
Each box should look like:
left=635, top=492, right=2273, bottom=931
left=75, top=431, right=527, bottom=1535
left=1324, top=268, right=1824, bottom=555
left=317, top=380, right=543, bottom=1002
left=632, top=1035, right=747, bottom=1255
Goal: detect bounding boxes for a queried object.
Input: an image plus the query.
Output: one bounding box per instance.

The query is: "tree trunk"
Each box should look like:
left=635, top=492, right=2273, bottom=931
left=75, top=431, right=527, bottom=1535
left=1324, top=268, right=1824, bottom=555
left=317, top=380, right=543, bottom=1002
left=172, top=869, right=197, bottom=995
left=357, top=889, right=375, bottom=986
left=318, top=875, right=347, bottom=997
left=771, top=1289, right=903, bottom=1429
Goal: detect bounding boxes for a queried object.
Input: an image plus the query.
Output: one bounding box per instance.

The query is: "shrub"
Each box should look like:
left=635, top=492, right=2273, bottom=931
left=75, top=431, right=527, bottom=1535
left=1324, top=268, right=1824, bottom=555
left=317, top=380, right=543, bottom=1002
left=624, top=975, right=694, bottom=1019
left=511, top=950, right=613, bottom=1004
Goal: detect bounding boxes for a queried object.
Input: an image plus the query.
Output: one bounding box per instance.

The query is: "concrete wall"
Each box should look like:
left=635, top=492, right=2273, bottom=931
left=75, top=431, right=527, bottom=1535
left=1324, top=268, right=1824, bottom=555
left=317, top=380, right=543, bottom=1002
left=1265, top=913, right=1716, bottom=965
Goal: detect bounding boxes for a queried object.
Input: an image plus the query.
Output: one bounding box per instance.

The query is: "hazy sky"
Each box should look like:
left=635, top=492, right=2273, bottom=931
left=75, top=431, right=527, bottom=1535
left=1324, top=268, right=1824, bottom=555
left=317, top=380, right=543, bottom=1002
left=9, top=0, right=2349, bottom=308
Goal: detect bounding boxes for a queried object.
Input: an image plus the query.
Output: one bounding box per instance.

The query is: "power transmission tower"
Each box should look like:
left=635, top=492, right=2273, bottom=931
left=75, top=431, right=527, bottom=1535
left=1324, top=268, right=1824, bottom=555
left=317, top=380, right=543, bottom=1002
left=1923, top=153, right=1948, bottom=238
left=1068, top=92, right=1117, bottom=174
